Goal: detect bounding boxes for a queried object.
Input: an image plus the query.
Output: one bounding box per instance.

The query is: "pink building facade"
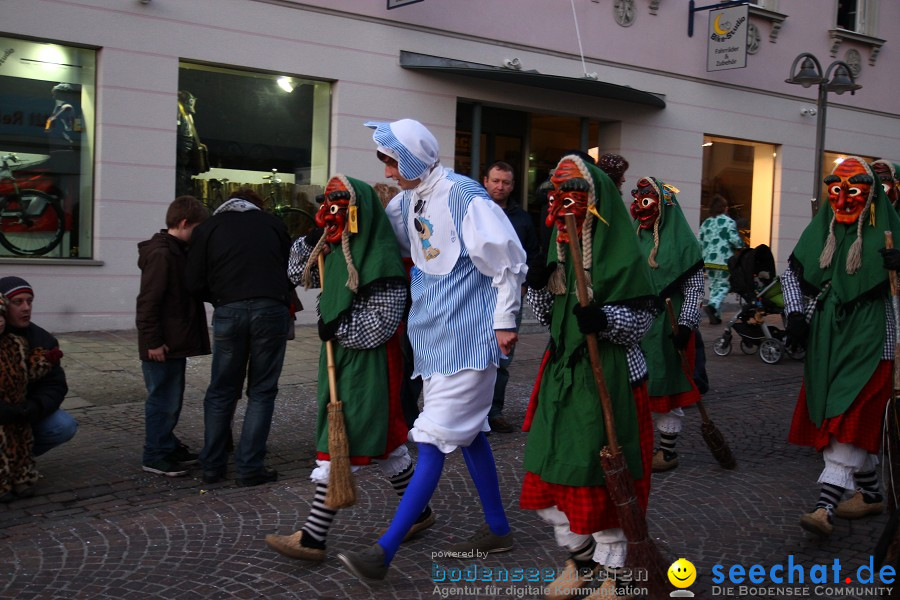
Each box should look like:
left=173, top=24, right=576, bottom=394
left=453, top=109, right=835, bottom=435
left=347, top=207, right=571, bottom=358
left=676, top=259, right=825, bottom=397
left=1, top=0, right=897, bottom=331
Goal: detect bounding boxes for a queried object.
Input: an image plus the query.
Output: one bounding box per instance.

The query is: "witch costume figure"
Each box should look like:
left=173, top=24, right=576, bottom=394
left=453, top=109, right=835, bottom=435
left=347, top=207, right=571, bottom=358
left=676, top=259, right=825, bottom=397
left=521, top=155, right=658, bottom=600
left=872, top=159, right=900, bottom=212
left=782, top=156, right=900, bottom=537
left=629, top=177, right=704, bottom=473
left=265, top=175, right=434, bottom=562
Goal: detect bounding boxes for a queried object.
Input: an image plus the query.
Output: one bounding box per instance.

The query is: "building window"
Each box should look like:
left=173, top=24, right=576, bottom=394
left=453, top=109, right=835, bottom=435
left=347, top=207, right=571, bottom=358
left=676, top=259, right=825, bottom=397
left=836, top=0, right=875, bottom=35
left=0, top=36, right=95, bottom=259
left=177, top=62, right=331, bottom=238
left=701, top=136, right=776, bottom=249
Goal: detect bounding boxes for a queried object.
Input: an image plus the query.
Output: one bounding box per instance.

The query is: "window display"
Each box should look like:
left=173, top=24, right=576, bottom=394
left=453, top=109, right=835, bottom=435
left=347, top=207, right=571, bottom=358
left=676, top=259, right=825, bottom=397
left=177, top=63, right=331, bottom=239
left=0, top=36, right=95, bottom=258
left=701, top=135, right=776, bottom=249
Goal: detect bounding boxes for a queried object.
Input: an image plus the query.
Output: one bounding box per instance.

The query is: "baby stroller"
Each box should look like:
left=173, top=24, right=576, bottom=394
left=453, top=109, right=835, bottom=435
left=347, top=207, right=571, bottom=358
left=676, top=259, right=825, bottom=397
left=712, top=244, right=805, bottom=364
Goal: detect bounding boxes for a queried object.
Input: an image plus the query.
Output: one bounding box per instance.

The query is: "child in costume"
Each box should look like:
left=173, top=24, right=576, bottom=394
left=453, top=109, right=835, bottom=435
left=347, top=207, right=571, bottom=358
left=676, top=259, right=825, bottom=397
left=522, top=155, right=658, bottom=599
left=629, top=177, right=704, bottom=472
left=266, top=174, right=434, bottom=562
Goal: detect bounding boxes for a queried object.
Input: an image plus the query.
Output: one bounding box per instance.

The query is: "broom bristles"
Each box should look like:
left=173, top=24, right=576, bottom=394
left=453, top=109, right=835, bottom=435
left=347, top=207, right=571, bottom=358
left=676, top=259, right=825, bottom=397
left=701, top=420, right=737, bottom=470
left=324, top=400, right=357, bottom=509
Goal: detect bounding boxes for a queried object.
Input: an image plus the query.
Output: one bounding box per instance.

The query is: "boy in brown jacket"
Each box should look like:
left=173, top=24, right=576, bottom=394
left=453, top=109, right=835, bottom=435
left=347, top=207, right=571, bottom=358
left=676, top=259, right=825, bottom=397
left=136, top=195, right=210, bottom=476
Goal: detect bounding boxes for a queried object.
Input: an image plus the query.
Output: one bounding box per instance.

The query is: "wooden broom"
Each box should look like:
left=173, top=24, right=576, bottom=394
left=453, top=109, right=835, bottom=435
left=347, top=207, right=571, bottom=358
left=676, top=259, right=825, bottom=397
left=665, top=298, right=737, bottom=470
left=318, top=253, right=357, bottom=509
left=564, top=214, right=670, bottom=599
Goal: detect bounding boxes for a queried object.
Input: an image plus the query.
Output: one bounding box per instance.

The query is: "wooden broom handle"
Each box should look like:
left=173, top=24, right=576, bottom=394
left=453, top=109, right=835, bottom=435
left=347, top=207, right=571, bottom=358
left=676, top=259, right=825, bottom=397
left=665, top=297, right=711, bottom=424
left=664, top=298, right=692, bottom=376
left=885, top=232, right=900, bottom=395
left=564, top=213, right=621, bottom=454
left=318, top=253, right=340, bottom=405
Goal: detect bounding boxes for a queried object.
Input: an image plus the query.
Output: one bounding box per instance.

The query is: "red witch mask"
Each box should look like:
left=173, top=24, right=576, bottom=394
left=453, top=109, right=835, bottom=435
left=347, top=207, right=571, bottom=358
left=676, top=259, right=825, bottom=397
left=872, top=162, right=899, bottom=208
left=824, top=158, right=873, bottom=225
left=315, top=178, right=352, bottom=243
left=630, top=178, right=660, bottom=230
left=546, top=160, right=590, bottom=245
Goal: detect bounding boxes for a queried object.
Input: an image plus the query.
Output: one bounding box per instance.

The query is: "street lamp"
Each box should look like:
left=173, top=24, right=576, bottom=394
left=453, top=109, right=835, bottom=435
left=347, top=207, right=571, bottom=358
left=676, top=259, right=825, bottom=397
left=786, top=52, right=862, bottom=216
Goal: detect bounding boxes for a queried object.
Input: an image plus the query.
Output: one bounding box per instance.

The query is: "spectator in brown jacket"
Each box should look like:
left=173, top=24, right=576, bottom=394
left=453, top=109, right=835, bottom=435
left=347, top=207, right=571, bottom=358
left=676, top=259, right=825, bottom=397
left=136, top=195, right=210, bottom=477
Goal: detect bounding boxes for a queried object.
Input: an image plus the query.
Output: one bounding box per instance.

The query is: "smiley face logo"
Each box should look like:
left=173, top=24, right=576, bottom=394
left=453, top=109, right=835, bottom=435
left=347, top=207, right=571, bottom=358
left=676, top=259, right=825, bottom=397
left=668, top=558, right=697, bottom=588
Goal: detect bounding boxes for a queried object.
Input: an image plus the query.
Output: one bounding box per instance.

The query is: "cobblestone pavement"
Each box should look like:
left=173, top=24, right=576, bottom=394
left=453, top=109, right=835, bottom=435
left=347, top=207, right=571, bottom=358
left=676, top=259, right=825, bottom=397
left=0, top=317, right=893, bottom=600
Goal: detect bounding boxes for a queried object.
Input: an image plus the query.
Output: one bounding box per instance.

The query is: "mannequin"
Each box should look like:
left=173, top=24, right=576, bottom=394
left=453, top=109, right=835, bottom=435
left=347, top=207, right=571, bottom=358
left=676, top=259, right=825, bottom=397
left=176, top=90, right=208, bottom=196
left=45, top=83, right=82, bottom=174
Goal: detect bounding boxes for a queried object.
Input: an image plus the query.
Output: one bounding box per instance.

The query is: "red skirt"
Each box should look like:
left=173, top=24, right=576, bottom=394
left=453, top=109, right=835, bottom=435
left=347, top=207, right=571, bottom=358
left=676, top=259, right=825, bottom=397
left=316, top=330, right=410, bottom=465
left=648, top=332, right=701, bottom=414
left=520, top=383, right=654, bottom=535
left=788, top=360, right=891, bottom=454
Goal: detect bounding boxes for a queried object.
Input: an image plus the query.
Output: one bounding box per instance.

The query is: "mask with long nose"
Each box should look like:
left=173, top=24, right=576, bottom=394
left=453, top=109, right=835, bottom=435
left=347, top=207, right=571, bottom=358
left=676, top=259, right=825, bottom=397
left=546, top=160, right=590, bottom=245
left=825, top=158, right=873, bottom=225
left=315, top=178, right=352, bottom=243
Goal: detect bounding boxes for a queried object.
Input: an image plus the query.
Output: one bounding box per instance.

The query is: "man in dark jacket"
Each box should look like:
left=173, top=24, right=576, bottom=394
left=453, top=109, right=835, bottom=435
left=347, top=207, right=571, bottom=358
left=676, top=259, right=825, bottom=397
left=0, top=277, right=76, bottom=471
left=136, top=195, right=210, bottom=477
left=186, top=187, right=292, bottom=487
left=482, top=161, right=539, bottom=433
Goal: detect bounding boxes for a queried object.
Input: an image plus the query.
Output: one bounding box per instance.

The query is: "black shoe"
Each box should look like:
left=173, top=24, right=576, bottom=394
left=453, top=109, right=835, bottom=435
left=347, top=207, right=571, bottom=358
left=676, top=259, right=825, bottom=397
left=202, top=470, right=227, bottom=484
left=142, top=458, right=189, bottom=477
left=236, top=468, right=278, bottom=487
left=488, top=416, right=516, bottom=434
left=705, top=305, right=722, bottom=325
left=338, top=544, right=389, bottom=581
left=167, top=442, right=200, bottom=466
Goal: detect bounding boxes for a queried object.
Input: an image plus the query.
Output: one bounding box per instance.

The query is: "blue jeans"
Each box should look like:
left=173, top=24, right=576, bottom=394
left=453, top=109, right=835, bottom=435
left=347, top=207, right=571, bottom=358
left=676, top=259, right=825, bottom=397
left=32, top=409, right=77, bottom=456
left=200, top=298, right=289, bottom=478
left=142, top=358, right=186, bottom=463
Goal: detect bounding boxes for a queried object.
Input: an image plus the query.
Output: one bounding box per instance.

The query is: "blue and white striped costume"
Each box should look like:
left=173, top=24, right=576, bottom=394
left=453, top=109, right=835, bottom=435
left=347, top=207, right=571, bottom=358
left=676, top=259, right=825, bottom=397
left=385, top=165, right=527, bottom=450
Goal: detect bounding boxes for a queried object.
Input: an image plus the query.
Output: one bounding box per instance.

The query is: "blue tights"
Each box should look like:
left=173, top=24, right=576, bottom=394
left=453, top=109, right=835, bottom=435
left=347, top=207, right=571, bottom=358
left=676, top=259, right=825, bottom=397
left=377, top=433, right=509, bottom=564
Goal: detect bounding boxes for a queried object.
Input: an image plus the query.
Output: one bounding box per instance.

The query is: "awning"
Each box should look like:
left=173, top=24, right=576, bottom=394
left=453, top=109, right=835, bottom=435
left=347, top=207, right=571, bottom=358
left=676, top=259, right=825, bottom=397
left=400, top=51, right=665, bottom=109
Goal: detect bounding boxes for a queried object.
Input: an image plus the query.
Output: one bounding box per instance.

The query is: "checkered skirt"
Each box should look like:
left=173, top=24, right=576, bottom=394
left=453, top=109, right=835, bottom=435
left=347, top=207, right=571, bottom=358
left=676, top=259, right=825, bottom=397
left=520, top=383, right=654, bottom=535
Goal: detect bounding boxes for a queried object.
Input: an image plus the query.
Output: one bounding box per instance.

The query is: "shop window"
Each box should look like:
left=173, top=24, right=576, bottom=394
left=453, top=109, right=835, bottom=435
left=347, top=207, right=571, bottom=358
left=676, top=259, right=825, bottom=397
left=701, top=136, right=776, bottom=249
left=0, top=36, right=95, bottom=259
left=177, top=62, right=331, bottom=238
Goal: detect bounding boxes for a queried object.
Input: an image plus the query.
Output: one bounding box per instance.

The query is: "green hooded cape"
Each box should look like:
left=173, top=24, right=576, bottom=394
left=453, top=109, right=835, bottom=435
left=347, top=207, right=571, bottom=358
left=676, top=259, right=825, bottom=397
left=633, top=179, right=703, bottom=397
left=315, top=175, right=407, bottom=457
left=790, top=174, right=900, bottom=427
left=523, top=158, right=657, bottom=487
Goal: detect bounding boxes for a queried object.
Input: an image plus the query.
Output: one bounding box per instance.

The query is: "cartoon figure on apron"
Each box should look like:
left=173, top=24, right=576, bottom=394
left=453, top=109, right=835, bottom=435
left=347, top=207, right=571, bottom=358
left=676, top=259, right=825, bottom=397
left=415, top=216, right=441, bottom=260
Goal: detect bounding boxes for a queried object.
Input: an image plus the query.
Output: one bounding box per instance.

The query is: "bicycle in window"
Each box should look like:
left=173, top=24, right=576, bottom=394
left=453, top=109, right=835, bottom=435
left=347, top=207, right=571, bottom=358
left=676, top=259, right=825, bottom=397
left=0, top=153, right=66, bottom=256
left=263, top=168, right=316, bottom=239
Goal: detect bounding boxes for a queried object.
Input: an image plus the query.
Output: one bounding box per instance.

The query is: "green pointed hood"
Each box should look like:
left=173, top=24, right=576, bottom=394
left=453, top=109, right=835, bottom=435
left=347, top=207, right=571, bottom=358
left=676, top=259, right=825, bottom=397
left=632, top=177, right=703, bottom=297
left=790, top=158, right=900, bottom=304
left=319, top=175, right=406, bottom=323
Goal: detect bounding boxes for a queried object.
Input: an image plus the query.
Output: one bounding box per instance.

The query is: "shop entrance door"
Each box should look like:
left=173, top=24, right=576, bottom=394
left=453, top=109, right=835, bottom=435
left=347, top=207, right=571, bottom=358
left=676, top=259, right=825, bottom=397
left=456, top=103, right=600, bottom=217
